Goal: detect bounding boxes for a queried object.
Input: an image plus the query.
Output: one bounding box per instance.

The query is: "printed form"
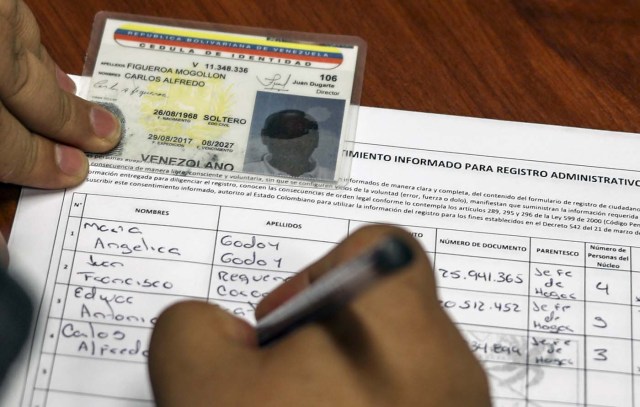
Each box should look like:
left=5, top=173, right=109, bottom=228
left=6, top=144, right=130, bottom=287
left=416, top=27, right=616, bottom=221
left=5, top=105, right=640, bottom=407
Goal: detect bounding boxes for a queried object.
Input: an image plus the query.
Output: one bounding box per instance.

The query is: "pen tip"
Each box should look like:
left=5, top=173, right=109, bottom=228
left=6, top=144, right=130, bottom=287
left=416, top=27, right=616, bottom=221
left=374, top=237, right=414, bottom=273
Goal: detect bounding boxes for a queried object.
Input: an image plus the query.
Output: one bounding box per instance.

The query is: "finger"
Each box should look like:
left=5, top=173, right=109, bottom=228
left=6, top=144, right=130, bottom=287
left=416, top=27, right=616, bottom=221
left=256, top=225, right=460, bottom=380
left=12, top=0, right=43, bottom=58
left=337, top=225, right=438, bottom=313
left=0, top=232, right=8, bottom=271
left=0, top=28, right=120, bottom=152
left=54, top=63, right=77, bottom=94
left=255, top=225, right=436, bottom=320
left=315, top=226, right=444, bottom=347
left=254, top=270, right=310, bottom=320
left=258, top=227, right=487, bottom=405
left=149, top=301, right=258, bottom=406
left=300, top=227, right=485, bottom=399
left=254, top=230, right=376, bottom=319
left=0, top=102, right=88, bottom=188
left=1, top=0, right=72, bottom=95
left=11, top=3, right=75, bottom=93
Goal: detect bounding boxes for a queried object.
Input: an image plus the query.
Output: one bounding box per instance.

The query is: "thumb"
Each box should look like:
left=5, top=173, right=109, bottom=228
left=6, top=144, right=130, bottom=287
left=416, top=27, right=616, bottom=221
left=149, top=301, right=258, bottom=406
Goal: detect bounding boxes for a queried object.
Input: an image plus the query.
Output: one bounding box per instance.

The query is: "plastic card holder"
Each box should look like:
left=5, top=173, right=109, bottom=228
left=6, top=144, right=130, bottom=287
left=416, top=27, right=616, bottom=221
left=83, top=12, right=366, bottom=188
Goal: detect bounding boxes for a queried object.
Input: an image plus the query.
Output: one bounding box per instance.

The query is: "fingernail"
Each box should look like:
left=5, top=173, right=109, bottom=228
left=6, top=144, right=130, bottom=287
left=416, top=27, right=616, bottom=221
left=55, top=65, right=77, bottom=94
left=55, top=144, right=87, bottom=177
left=90, top=106, right=120, bottom=139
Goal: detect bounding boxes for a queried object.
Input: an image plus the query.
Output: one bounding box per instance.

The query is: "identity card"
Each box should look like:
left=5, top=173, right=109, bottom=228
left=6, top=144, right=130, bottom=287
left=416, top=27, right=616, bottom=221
left=83, top=13, right=366, bottom=186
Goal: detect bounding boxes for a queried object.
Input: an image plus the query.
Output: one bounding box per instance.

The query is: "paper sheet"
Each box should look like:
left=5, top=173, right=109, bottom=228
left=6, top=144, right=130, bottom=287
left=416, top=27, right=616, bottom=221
left=5, top=90, right=640, bottom=406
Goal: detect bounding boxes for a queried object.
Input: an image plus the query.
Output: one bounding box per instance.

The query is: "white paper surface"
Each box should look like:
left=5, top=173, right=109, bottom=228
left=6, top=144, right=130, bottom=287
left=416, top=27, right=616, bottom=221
left=5, top=80, right=640, bottom=406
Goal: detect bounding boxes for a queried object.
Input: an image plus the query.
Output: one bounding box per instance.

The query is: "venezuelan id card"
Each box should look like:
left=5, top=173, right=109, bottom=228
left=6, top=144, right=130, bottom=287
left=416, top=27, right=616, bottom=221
left=84, top=13, right=366, bottom=186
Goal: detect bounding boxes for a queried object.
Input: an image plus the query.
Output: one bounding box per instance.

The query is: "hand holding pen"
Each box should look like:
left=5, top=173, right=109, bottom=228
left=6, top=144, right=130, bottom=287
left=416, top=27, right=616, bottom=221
left=148, top=225, right=490, bottom=407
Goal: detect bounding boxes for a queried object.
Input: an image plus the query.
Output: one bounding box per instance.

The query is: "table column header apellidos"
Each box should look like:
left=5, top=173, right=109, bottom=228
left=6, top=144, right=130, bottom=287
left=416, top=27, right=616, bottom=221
left=218, top=207, right=349, bottom=243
